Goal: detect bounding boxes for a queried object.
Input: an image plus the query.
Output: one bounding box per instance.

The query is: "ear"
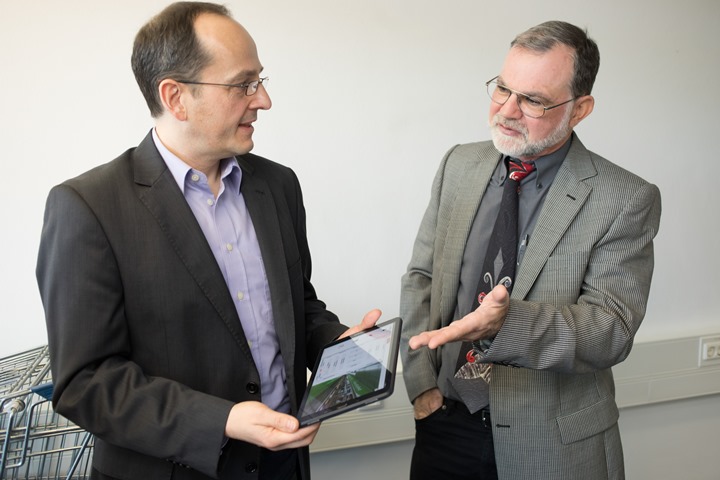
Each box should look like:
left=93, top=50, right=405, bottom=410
left=158, top=79, right=188, bottom=121
left=568, top=95, right=594, bottom=129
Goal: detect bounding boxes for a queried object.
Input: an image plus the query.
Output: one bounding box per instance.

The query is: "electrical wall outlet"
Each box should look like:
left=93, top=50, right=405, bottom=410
left=699, top=336, right=720, bottom=367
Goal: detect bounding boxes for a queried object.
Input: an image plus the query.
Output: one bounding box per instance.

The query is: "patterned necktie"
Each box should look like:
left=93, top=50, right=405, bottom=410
left=451, top=158, right=535, bottom=412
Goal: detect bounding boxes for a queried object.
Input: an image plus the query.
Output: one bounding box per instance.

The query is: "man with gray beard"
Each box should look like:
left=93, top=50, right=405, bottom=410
left=400, top=21, right=661, bottom=480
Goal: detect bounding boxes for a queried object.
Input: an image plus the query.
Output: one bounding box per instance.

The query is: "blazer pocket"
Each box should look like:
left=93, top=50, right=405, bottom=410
left=556, top=396, right=619, bottom=445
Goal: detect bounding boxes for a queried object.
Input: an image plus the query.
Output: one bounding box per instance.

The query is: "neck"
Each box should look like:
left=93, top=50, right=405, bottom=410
left=154, top=125, right=224, bottom=196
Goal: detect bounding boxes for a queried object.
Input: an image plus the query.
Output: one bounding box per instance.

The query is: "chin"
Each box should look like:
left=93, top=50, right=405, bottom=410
left=232, top=140, right=254, bottom=156
left=491, top=131, right=523, bottom=157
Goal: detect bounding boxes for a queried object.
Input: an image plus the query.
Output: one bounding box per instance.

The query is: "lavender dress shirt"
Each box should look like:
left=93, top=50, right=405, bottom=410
left=152, top=130, right=289, bottom=413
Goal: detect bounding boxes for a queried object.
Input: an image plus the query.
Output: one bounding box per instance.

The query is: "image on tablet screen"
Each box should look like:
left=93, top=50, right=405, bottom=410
left=303, top=324, right=394, bottom=415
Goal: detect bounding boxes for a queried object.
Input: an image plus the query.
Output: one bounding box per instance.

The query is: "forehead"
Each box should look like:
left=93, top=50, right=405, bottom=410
left=194, top=13, right=263, bottom=79
left=499, top=44, right=574, bottom=98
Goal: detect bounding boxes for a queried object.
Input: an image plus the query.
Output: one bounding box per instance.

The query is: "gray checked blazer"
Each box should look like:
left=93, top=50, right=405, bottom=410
left=400, top=133, right=661, bottom=480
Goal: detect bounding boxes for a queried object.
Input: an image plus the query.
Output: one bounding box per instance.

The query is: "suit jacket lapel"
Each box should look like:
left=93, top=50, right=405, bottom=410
left=440, top=145, right=501, bottom=321
left=236, top=159, right=296, bottom=372
left=513, top=135, right=597, bottom=299
left=131, top=133, right=255, bottom=363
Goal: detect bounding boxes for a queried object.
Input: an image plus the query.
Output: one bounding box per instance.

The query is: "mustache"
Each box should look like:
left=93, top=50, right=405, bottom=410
left=490, top=114, right=527, bottom=134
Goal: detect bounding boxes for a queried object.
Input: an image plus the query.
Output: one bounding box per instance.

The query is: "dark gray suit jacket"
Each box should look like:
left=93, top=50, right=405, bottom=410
left=400, top=134, right=662, bottom=479
left=36, top=132, right=347, bottom=479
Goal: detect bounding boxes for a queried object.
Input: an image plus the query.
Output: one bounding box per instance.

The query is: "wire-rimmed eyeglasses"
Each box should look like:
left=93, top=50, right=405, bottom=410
left=177, top=77, right=269, bottom=96
left=486, top=76, right=575, bottom=118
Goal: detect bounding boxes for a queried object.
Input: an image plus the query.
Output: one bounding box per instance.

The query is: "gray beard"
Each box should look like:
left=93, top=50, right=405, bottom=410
left=489, top=110, right=572, bottom=159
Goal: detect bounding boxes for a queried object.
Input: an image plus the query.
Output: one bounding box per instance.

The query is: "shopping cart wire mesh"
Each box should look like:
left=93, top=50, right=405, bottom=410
left=1, top=346, right=94, bottom=479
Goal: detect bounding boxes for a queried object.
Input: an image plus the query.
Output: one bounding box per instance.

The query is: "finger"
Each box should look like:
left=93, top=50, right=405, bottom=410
left=254, top=407, right=299, bottom=434
left=271, top=412, right=300, bottom=433
left=360, top=309, right=382, bottom=329
left=426, top=328, right=460, bottom=349
left=408, top=331, right=433, bottom=349
left=484, top=284, right=510, bottom=306
left=265, top=423, right=320, bottom=450
left=339, top=308, right=382, bottom=339
left=270, top=424, right=321, bottom=451
left=426, top=321, right=474, bottom=349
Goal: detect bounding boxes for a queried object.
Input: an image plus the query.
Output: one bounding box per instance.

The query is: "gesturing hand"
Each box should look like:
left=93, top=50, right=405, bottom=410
left=409, top=284, right=510, bottom=350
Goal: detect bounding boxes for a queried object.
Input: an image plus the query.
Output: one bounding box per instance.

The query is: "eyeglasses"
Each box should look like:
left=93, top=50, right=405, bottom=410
left=176, top=77, right=269, bottom=96
left=485, top=76, right=575, bottom=118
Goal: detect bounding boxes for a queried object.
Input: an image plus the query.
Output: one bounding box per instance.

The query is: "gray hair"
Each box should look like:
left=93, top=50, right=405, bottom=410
left=511, top=20, right=600, bottom=97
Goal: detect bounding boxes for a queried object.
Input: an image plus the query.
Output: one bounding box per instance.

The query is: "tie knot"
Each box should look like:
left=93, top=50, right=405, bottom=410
left=507, top=158, right=536, bottom=182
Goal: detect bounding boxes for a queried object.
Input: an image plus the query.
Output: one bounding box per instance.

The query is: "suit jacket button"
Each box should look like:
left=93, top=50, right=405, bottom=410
left=246, top=382, right=259, bottom=395
left=245, top=462, right=258, bottom=473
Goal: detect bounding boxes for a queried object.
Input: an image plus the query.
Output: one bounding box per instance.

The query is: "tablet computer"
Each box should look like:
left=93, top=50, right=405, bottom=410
left=297, top=317, right=402, bottom=427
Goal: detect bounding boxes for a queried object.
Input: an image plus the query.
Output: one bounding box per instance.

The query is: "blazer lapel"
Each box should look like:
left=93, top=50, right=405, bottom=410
left=440, top=145, right=501, bottom=321
left=131, top=133, right=255, bottom=363
left=236, top=160, right=296, bottom=372
left=513, top=135, right=597, bottom=299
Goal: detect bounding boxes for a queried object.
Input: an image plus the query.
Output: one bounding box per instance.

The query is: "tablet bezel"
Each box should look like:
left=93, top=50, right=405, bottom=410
left=297, top=317, right=402, bottom=427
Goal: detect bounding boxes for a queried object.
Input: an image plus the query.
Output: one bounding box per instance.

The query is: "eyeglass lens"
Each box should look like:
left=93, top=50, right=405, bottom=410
left=247, top=78, right=269, bottom=96
left=487, top=82, right=546, bottom=118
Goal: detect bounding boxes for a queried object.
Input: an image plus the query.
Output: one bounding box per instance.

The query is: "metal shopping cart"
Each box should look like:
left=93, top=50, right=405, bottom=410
left=0, top=346, right=93, bottom=479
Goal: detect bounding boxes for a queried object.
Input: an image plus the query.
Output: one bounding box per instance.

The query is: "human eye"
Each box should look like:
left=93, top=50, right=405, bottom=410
left=523, top=95, right=544, bottom=107
left=496, top=85, right=511, bottom=96
left=224, top=81, right=249, bottom=96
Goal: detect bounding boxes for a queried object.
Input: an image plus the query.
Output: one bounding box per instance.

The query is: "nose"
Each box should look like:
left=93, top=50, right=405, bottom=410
left=498, top=92, right=523, bottom=118
left=250, top=83, right=272, bottom=110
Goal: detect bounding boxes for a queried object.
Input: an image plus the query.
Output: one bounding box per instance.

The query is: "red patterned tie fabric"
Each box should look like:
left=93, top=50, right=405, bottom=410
left=451, top=157, right=535, bottom=412
left=508, top=158, right=536, bottom=183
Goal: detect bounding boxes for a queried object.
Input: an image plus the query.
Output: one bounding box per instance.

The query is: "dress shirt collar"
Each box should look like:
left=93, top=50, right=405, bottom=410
left=499, top=135, right=573, bottom=188
left=151, top=128, right=242, bottom=195
left=527, top=135, right=572, bottom=189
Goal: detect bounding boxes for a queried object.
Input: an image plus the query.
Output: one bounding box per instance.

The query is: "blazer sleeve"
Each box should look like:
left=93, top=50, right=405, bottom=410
left=486, top=180, right=662, bottom=373
left=37, top=184, right=233, bottom=478
left=399, top=148, right=454, bottom=402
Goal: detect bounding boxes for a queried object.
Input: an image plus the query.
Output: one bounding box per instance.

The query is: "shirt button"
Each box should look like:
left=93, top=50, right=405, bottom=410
left=207, top=198, right=214, bottom=206
left=191, top=173, right=200, bottom=182
left=237, top=291, right=245, bottom=301
left=226, top=243, right=233, bottom=252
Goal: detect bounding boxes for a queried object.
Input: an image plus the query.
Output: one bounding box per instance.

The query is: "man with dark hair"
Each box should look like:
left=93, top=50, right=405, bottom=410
left=36, top=2, right=379, bottom=479
left=401, top=20, right=661, bottom=480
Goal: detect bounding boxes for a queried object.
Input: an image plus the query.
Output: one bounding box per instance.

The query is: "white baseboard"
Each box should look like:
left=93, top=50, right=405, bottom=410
left=311, top=333, right=720, bottom=453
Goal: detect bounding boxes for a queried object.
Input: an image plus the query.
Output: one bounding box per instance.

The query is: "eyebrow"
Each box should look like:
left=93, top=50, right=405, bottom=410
left=227, top=66, right=265, bottom=84
left=497, top=77, right=552, bottom=103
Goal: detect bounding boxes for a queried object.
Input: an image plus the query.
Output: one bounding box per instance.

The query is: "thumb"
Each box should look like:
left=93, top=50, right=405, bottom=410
left=484, top=284, right=510, bottom=306
left=360, top=309, right=382, bottom=329
left=338, top=309, right=383, bottom=340
left=269, top=411, right=299, bottom=433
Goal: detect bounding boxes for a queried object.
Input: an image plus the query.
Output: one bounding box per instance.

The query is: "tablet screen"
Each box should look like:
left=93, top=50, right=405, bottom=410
left=297, top=317, right=402, bottom=427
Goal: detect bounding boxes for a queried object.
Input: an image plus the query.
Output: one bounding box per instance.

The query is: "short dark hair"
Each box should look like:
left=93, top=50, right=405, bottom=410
left=511, top=20, right=600, bottom=97
left=131, top=2, right=232, bottom=117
